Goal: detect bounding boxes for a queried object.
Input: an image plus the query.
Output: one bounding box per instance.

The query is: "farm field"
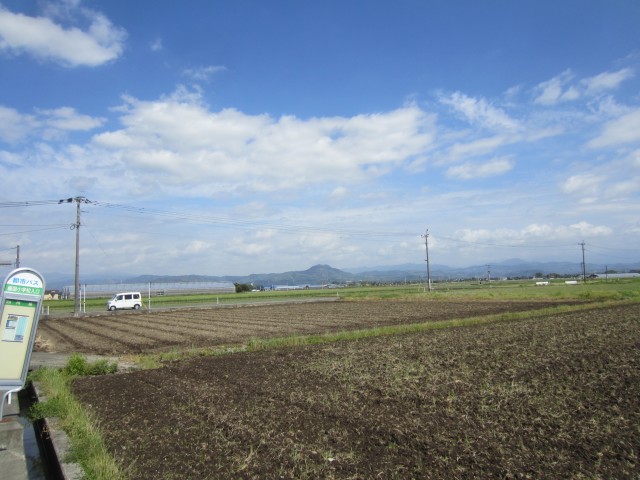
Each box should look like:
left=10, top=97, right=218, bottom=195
left=71, top=302, right=640, bottom=479
left=36, top=298, right=585, bottom=355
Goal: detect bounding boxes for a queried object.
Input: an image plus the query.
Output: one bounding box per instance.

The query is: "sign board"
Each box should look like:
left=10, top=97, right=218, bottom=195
left=0, top=268, right=45, bottom=418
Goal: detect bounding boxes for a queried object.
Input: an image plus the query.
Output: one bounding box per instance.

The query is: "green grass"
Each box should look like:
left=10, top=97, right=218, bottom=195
left=29, top=356, right=126, bottom=480
left=43, top=289, right=341, bottom=314
left=43, top=278, right=640, bottom=315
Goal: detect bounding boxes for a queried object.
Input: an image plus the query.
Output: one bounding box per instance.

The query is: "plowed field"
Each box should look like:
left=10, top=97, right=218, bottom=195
left=72, top=303, right=640, bottom=479
left=38, top=299, right=580, bottom=354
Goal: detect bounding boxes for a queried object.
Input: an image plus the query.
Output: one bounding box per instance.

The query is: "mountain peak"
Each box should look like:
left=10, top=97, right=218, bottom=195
left=305, top=264, right=341, bottom=273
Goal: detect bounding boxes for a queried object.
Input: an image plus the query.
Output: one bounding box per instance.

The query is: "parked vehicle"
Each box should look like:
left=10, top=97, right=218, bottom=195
left=107, top=292, right=142, bottom=311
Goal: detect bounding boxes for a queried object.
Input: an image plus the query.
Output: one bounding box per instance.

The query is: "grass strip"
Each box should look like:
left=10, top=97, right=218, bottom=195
left=29, top=357, right=126, bottom=480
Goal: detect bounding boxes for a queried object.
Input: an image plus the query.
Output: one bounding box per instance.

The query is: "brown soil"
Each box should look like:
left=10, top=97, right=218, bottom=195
left=71, top=302, right=639, bottom=479
left=37, top=299, right=582, bottom=355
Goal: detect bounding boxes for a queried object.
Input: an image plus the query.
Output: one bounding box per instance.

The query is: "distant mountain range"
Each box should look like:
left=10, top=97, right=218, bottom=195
left=43, top=259, right=640, bottom=290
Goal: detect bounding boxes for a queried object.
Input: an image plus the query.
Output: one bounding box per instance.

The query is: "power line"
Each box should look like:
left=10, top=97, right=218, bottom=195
left=588, top=242, right=640, bottom=253
left=90, top=201, right=415, bottom=238
left=584, top=247, right=639, bottom=261
left=4, top=198, right=632, bottom=255
left=0, top=200, right=62, bottom=208
left=0, top=245, right=19, bottom=268
left=0, top=224, right=69, bottom=227
left=435, top=234, right=577, bottom=249
left=0, top=226, right=70, bottom=236
left=83, top=224, right=110, bottom=259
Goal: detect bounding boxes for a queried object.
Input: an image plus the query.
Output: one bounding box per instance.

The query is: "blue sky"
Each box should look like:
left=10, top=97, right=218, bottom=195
left=1, top=0, right=639, bottom=278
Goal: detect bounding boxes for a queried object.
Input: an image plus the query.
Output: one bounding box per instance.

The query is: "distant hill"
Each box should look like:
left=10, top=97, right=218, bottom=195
left=44, top=259, right=640, bottom=290
left=125, top=260, right=640, bottom=286
left=343, top=259, right=640, bottom=281
left=124, top=264, right=354, bottom=288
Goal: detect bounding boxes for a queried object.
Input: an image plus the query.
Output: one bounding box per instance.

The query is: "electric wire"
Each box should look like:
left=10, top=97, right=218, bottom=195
left=584, top=245, right=639, bottom=261
left=0, top=226, right=70, bottom=236
left=90, top=201, right=415, bottom=238
left=3, top=199, right=637, bottom=257
left=434, top=234, right=578, bottom=249
left=0, top=200, right=63, bottom=208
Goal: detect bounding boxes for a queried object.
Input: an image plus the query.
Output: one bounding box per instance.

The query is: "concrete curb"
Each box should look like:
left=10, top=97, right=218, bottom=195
left=0, top=403, right=28, bottom=480
left=32, top=382, right=84, bottom=480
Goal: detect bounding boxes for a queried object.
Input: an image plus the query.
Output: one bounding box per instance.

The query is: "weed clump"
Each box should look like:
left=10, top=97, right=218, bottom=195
left=64, top=354, right=118, bottom=377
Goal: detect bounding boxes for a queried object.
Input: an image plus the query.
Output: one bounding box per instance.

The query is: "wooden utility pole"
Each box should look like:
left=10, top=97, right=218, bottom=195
left=59, top=197, right=90, bottom=316
left=580, top=241, right=587, bottom=283
left=421, top=229, right=432, bottom=291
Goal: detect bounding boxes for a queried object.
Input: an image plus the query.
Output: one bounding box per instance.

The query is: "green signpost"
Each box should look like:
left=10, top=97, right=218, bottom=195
left=0, top=268, right=45, bottom=419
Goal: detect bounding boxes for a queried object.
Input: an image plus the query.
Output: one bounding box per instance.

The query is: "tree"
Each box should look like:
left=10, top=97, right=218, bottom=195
left=234, top=283, right=252, bottom=293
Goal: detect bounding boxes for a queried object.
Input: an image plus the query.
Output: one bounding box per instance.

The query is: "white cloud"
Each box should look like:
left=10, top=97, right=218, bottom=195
left=446, top=135, right=508, bottom=161
left=581, top=68, right=634, bottom=94
left=39, top=107, right=105, bottom=131
left=436, top=90, right=564, bottom=162
left=564, top=221, right=612, bottom=237
left=533, top=70, right=575, bottom=105
left=457, top=221, right=612, bottom=244
left=91, top=90, right=436, bottom=194
left=440, top=92, right=520, bottom=132
left=0, top=150, right=22, bottom=166
left=0, top=106, right=36, bottom=143
left=562, top=173, right=604, bottom=195
left=608, top=178, right=640, bottom=197
left=183, top=65, right=227, bottom=81
left=150, top=37, right=163, bottom=52
left=587, top=108, right=640, bottom=148
left=404, top=155, right=428, bottom=173
left=504, top=85, right=522, bottom=98
left=0, top=104, right=104, bottom=145
left=329, top=186, right=350, bottom=201
left=446, top=156, right=514, bottom=180
left=0, top=4, right=126, bottom=66
left=255, top=229, right=277, bottom=240
left=534, top=68, right=634, bottom=106
left=185, top=240, right=212, bottom=254
left=560, top=86, right=581, bottom=102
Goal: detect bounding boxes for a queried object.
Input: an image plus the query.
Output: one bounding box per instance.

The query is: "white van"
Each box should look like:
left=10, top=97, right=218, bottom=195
left=107, top=292, right=142, bottom=311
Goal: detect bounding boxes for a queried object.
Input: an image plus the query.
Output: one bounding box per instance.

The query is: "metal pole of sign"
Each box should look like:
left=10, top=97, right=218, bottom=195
left=0, top=388, right=21, bottom=419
